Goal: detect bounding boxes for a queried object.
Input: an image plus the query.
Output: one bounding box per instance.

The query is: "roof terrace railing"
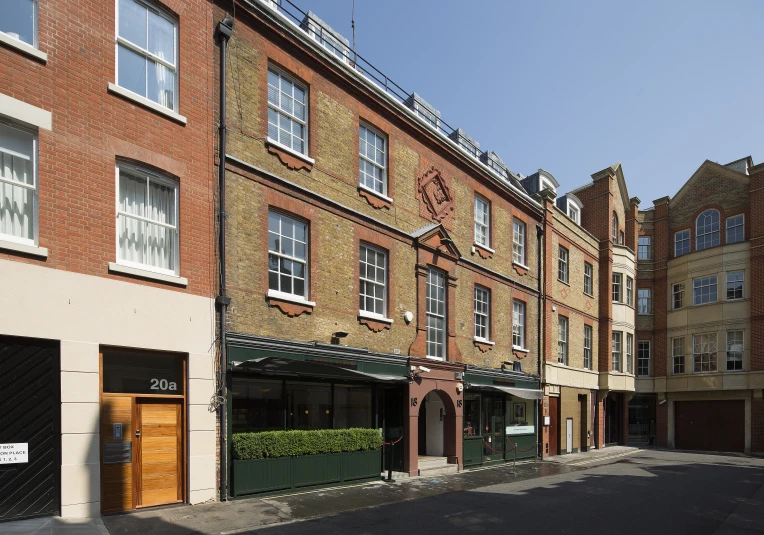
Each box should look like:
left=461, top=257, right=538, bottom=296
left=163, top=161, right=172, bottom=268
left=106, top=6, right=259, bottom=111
left=267, top=0, right=485, bottom=160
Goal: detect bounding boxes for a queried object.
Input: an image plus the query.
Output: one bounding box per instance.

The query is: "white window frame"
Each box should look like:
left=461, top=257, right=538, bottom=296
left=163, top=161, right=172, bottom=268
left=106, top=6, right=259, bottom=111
left=513, top=219, right=526, bottom=265
left=626, top=333, right=634, bottom=374
left=358, top=122, right=387, bottom=196
left=557, top=316, right=568, bottom=365
left=672, top=282, right=684, bottom=310
left=583, top=324, right=592, bottom=370
left=115, top=162, right=180, bottom=276
left=1, top=0, right=38, bottom=48
left=692, top=333, right=717, bottom=373
left=473, top=285, right=490, bottom=342
left=626, top=276, right=633, bottom=306
left=115, top=0, right=179, bottom=111
left=696, top=209, right=720, bottom=251
left=638, top=236, right=651, bottom=260
left=474, top=195, right=490, bottom=248
left=267, top=209, right=309, bottom=299
left=612, top=331, right=622, bottom=372
left=726, top=330, right=743, bottom=371
left=567, top=203, right=580, bottom=224
left=693, top=275, right=718, bottom=305
left=612, top=212, right=618, bottom=244
left=726, top=271, right=743, bottom=301
left=0, top=120, right=38, bottom=247
left=612, top=273, right=622, bottom=303
left=512, top=300, right=525, bottom=349
left=426, top=268, right=447, bottom=360
left=359, top=243, right=387, bottom=318
left=726, top=214, right=744, bottom=244
left=267, top=65, right=309, bottom=156
left=675, top=229, right=690, bottom=257
left=584, top=262, right=593, bottom=296
left=637, top=340, right=650, bottom=377
left=558, top=246, right=569, bottom=283
left=672, top=337, right=685, bottom=374
left=638, top=288, right=651, bottom=315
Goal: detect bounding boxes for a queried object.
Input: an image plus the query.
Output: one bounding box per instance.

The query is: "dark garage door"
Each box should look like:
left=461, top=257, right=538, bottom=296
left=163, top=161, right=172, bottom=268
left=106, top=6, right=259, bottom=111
left=0, top=336, right=60, bottom=522
left=675, top=400, right=744, bottom=453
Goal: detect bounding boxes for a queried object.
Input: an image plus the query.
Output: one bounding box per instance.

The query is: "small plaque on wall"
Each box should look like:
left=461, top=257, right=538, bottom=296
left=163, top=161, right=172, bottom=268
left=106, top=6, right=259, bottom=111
left=103, top=441, right=132, bottom=464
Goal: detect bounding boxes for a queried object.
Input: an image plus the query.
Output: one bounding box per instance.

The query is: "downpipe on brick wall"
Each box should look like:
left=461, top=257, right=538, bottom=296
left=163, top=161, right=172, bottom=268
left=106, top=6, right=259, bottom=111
left=216, top=16, right=234, bottom=502
left=536, top=224, right=544, bottom=460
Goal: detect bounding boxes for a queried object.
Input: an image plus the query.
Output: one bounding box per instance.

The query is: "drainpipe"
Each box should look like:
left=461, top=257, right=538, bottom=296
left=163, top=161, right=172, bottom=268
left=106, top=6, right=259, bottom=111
left=215, top=16, right=234, bottom=503
left=536, top=224, right=544, bottom=459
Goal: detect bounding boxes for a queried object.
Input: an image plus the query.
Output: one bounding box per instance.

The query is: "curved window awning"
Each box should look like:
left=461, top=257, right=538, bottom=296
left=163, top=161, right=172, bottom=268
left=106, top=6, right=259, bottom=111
left=233, top=356, right=408, bottom=383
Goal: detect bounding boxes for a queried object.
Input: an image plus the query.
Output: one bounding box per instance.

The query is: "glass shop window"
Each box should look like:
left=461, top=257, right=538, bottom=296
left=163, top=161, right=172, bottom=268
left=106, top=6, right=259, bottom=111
left=286, top=382, right=331, bottom=430
left=102, top=350, right=183, bottom=395
left=463, top=393, right=481, bottom=437
left=231, top=378, right=283, bottom=432
left=333, top=385, right=372, bottom=429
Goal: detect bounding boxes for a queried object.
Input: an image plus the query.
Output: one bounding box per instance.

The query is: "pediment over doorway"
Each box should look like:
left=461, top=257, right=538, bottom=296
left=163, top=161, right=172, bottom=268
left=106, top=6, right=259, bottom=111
left=412, top=223, right=461, bottom=260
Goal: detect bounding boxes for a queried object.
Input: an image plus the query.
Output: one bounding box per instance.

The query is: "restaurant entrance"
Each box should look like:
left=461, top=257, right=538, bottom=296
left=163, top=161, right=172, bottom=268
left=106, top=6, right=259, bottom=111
left=482, top=395, right=505, bottom=462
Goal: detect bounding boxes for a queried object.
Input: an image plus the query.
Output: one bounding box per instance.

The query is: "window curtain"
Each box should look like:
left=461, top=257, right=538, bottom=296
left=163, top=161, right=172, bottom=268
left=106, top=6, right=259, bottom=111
left=0, top=150, right=34, bottom=242
left=118, top=170, right=176, bottom=272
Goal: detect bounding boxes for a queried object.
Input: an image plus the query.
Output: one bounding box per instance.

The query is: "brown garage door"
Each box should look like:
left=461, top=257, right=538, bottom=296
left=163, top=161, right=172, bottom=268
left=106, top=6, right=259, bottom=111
left=675, top=400, right=744, bottom=453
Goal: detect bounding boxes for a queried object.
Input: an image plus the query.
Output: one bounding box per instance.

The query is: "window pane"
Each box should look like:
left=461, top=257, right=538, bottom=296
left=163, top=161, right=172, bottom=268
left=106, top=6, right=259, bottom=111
left=147, top=61, right=176, bottom=110
left=118, top=0, right=147, bottom=48
left=333, top=386, right=372, bottom=429
left=118, top=44, right=148, bottom=98
left=0, top=124, right=36, bottom=243
left=148, top=10, right=174, bottom=63
left=232, top=378, right=283, bottom=432
left=286, top=383, right=331, bottom=430
left=103, top=350, right=184, bottom=395
left=1, top=0, right=36, bottom=45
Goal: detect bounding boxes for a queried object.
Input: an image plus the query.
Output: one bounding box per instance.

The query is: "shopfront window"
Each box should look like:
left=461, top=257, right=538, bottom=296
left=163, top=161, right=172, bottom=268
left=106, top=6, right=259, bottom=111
left=102, top=350, right=184, bottom=395
left=231, top=378, right=283, bottom=431
left=463, top=393, right=481, bottom=436
left=286, top=382, right=332, bottom=430
left=333, top=385, right=372, bottom=428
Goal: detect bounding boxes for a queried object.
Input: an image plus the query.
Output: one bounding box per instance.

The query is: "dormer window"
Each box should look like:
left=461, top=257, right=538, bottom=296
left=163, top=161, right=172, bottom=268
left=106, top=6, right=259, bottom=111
left=568, top=205, right=579, bottom=223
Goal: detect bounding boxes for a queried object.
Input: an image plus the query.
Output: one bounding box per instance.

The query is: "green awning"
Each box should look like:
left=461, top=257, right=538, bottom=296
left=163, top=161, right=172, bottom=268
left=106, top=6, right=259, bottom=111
left=233, top=356, right=408, bottom=383
left=468, top=384, right=543, bottom=400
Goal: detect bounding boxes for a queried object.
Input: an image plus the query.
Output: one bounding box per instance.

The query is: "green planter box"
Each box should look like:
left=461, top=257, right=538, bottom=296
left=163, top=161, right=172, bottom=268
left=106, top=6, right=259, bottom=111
left=293, top=453, right=342, bottom=488
left=463, top=436, right=483, bottom=467
left=232, top=457, right=291, bottom=496
left=232, top=449, right=382, bottom=497
left=342, top=449, right=381, bottom=481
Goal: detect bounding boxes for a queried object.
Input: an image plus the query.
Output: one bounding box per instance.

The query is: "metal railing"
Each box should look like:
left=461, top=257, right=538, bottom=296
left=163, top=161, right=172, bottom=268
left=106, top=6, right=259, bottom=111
left=265, top=0, right=486, bottom=161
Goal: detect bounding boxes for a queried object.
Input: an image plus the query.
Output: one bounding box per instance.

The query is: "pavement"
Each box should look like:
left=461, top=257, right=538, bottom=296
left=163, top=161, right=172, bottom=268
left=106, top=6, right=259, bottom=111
left=3, top=448, right=764, bottom=534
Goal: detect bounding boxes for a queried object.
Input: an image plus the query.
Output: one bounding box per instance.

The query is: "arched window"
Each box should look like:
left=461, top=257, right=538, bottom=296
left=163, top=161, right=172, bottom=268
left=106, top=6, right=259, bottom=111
left=612, top=212, right=618, bottom=244
left=696, top=209, right=720, bottom=251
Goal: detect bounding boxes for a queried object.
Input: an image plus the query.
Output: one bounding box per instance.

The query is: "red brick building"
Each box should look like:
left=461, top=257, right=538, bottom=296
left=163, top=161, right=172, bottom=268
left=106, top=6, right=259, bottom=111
left=634, top=157, right=764, bottom=454
left=0, top=0, right=217, bottom=520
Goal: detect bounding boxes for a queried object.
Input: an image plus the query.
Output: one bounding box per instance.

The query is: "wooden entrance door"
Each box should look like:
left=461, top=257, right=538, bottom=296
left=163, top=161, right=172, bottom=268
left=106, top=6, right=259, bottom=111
left=136, top=400, right=183, bottom=507
left=548, top=396, right=559, bottom=456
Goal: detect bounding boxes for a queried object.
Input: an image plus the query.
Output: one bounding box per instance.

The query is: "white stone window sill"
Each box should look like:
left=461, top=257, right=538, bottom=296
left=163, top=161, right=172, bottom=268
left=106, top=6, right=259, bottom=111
left=0, top=238, right=48, bottom=258
left=109, top=262, right=188, bottom=286
left=266, top=289, right=316, bottom=307
left=107, top=83, right=187, bottom=125
left=473, top=242, right=495, bottom=254
left=358, top=184, right=393, bottom=204
left=358, top=310, right=394, bottom=323
left=0, top=32, right=47, bottom=62
left=513, top=261, right=530, bottom=270
left=473, top=337, right=495, bottom=346
left=425, top=356, right=445, bottom=362
left=512, top=346, right=530, bottom=353
left=265, top=137, right=315, bottom=165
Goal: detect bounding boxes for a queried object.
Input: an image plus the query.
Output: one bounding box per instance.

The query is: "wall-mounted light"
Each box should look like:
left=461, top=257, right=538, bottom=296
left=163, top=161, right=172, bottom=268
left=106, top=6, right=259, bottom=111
left=331, top=331, right=349, bottom=345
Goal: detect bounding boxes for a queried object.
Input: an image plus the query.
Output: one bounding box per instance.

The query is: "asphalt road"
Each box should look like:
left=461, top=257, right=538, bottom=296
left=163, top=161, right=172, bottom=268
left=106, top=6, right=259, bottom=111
left=256, top=450, right=764, bottom=535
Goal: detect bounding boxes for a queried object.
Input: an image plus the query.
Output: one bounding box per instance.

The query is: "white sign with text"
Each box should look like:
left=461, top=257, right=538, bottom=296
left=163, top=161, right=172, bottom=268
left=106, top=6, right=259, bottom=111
left=0, top=443, right=28, bottom=464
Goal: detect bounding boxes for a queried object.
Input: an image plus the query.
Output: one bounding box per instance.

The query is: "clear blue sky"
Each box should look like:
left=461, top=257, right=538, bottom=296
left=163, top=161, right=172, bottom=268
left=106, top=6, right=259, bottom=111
left=286, top=0, right=763, bottom=207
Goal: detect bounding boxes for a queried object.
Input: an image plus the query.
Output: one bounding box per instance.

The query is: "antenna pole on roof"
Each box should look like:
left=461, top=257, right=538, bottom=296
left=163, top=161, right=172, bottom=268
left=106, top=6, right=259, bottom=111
left=351, top=0, right=357, bottom=65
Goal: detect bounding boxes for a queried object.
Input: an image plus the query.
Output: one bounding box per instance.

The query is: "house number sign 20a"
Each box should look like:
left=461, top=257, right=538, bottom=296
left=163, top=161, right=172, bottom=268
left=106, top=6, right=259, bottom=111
left=150, top=378, right=178, bottom=391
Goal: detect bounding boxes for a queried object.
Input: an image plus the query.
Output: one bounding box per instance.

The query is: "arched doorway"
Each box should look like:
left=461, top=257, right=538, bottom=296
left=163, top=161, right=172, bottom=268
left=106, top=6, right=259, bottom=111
left=418, top=391, right=448, bottom=456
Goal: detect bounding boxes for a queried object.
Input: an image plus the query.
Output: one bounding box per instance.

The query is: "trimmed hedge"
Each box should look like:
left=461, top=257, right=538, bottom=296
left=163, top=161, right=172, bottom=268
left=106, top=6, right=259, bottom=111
left=232, top=428, right=383, bottom=460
